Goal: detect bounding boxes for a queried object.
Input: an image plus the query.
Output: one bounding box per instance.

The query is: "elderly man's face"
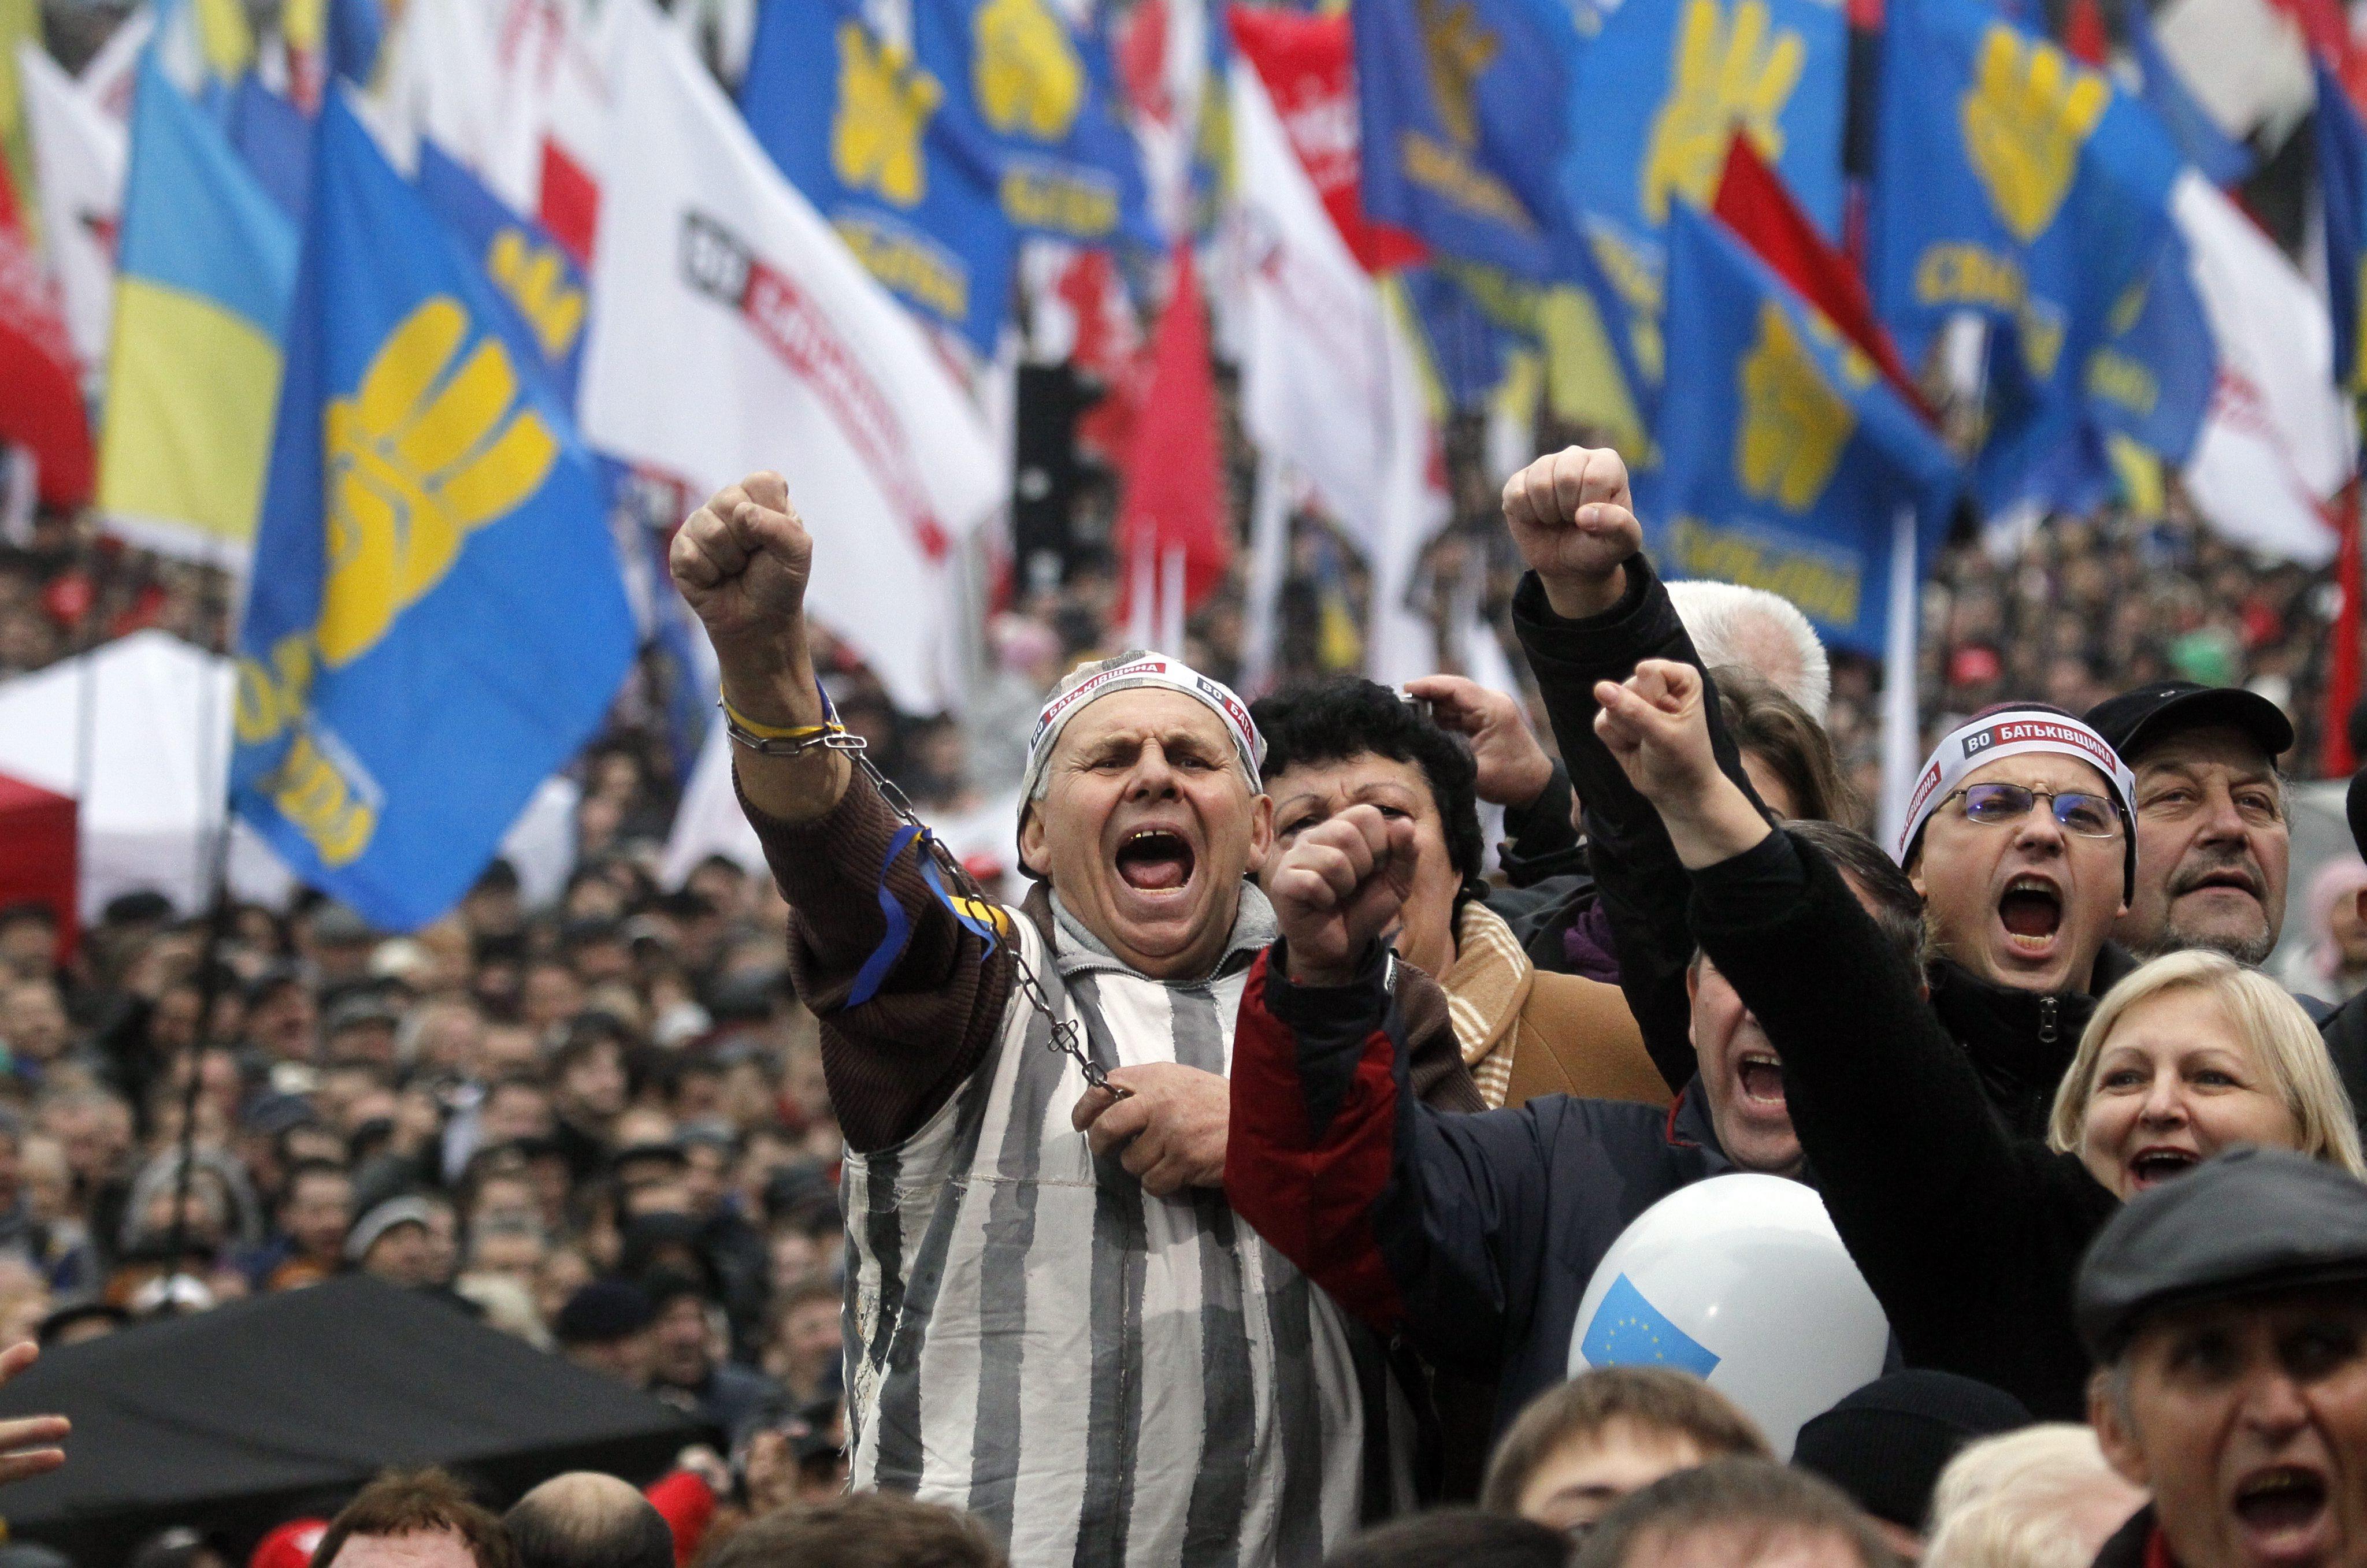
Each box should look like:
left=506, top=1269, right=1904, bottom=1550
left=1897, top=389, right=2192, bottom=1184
left=2119, top=727, right=2289, bottom=967
left=2095, top=1288, right=2367, bottom=1568
left=1019, top=689, right=1272, bottom=980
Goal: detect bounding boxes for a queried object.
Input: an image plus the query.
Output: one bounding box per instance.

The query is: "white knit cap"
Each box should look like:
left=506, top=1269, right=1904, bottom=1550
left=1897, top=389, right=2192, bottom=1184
left=1898, top=705, right=2138, bottom=897
left=1018, top=652, right=1265, bottom=811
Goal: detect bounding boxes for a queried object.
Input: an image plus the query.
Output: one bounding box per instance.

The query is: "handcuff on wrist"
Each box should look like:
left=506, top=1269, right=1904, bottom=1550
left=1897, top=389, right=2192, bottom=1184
left=718, top=681, right=867, bottom=758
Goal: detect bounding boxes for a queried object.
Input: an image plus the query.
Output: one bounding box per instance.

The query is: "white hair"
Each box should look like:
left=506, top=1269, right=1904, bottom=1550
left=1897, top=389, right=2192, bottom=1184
left=1923, top=1424, right=2143, bottom=1568
left=1665, top=581, right=1832, bottom=723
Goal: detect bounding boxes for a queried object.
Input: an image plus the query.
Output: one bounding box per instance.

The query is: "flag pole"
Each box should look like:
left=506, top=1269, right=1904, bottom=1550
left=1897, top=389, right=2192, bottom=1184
left=1878, top=503, right=1920, bottom=849
left=1159, top=542, right=1186, bottom=656
left=1238, top=457, right=1291, bottom=692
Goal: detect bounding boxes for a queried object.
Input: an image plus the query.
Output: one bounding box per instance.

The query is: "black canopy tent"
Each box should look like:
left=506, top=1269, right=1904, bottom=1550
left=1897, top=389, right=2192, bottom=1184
left=0, top=1276, right=699, bottom=1565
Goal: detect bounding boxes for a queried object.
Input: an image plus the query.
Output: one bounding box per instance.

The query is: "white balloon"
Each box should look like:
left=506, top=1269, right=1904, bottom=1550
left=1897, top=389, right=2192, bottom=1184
left=1567, top=1175, right=1891, bottom=1457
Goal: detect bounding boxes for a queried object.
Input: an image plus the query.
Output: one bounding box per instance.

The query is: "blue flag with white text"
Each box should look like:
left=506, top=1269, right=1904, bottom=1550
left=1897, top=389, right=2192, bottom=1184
left=1645, top=205, right=1960, bottom=657
left=739, top=0, right=1017, bottom=353
left=232, top=93, right=635, bottom=930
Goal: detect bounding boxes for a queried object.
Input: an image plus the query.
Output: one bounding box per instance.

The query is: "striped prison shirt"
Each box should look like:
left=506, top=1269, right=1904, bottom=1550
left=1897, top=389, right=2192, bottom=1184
left=750, top=773, right=1428, bottom=1565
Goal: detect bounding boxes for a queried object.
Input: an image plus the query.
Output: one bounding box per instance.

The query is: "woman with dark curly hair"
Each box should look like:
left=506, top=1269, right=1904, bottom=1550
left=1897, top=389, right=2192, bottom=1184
left=1251, top=678, right=1664, bottom=1111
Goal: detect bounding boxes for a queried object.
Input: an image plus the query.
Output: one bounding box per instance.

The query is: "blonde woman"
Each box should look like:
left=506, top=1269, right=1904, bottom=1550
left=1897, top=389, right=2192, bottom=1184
left=1600, top=656, right=2365, bottom=1422
left=1923, top=1425, right=2147, bottom=1568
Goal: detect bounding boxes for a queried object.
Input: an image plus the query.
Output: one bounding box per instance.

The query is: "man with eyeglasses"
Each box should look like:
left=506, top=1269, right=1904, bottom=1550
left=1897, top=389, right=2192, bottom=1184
left=1895, top=705, right=2142, bottom=1135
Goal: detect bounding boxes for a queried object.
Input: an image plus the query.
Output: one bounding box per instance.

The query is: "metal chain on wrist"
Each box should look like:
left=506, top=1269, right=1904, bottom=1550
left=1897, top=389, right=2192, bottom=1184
left=853, top=748, right=1122, bottom=1098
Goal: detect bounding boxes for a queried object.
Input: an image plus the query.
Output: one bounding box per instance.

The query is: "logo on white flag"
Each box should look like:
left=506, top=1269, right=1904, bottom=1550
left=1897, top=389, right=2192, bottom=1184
left=678, top=210, right=951, bottom=563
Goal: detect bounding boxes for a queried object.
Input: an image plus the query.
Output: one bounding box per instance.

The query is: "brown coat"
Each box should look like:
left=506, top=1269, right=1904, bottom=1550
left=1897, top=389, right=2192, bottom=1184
left=1442, top=901, right=1667, bottom=1112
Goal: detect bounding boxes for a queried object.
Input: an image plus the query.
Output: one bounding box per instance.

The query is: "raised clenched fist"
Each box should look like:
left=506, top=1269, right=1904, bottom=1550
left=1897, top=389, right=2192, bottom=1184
left=1267, top=803, right=1418, bottom=987
left=1500, top=445, right=1645, bottom=620
left=670, top=473, right=818, bottom=729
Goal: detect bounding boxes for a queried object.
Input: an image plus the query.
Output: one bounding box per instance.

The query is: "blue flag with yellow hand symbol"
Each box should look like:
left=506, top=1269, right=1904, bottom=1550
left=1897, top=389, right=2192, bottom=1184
left=1869, top=0, right=2180, bottom=504
left=232, top=92, right=635, bottom=931
left=416, top=141, right=590, bottom=407
left=1353, top=0, right=1582, bottom=282
left=913, top=0, right=1159, bottom=252
left=1564, top=0, right=1845, bottom=356
left=740, top=0, right=1016, bottom=353
left=1644, top=205, right=1960, bottom=657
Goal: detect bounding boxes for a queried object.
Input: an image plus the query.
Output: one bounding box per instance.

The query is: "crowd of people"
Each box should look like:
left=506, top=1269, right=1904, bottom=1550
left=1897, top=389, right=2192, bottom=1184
left=1, top=399, right=2365, bottom=1568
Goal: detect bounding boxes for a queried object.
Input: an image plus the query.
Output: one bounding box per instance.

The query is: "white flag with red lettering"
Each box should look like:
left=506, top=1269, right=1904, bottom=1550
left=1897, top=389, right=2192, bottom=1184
left=578, top=0, right=999, bottom=712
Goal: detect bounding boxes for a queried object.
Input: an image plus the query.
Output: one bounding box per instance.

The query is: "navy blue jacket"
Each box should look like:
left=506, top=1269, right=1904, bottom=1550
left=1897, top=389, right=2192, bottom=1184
left=1226, top=940, right=1737, bottom=1434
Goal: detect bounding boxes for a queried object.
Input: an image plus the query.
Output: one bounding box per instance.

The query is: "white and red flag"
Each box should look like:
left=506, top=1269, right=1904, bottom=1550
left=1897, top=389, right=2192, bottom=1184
left=16, top=42, right=122, bottom=376
left=578, top=0, right=999, bottom=712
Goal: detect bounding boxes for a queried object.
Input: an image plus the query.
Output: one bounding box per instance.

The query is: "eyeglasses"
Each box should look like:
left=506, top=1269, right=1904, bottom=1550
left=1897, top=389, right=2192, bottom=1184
left=1937, top=782, right=2121, bottom=838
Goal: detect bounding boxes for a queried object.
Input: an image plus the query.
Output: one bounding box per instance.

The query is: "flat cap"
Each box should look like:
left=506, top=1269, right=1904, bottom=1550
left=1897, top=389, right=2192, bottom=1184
left=2076, top=1147, right=2367, bottom=1359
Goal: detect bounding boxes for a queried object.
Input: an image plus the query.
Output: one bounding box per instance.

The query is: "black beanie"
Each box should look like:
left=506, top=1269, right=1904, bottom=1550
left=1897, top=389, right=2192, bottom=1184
left=1790, top=1370, right=2032, bottom=1530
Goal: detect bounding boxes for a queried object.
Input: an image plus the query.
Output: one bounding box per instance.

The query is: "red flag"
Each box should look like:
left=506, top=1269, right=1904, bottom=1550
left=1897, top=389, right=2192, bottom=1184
left=2325, top=483, right=2362, bottom=775
left=1227, top=4, right=1427, bottom=273
left=0, top=160, right=94, bottom=507
left=1711, top=134, right=1931, bottom=422
left=2062, top=0, right=2110, bottom=65
left=1116, top=244, right=1228, bottom=623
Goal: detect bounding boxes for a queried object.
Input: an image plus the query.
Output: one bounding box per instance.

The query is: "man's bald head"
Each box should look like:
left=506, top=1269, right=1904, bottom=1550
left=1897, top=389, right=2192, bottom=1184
left=503, top=1473, right=673, bottom=1568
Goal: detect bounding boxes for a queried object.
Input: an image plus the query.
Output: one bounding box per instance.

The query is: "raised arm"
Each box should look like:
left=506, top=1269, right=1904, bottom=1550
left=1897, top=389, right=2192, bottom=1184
left=1496, top=448, right=1764, bottom=1091
left=1226, top=805, right=1564, bottom=1377
left=1596, top=659, right=2116, bottom=1415
left=671, top=474, right=1010, bottom=1151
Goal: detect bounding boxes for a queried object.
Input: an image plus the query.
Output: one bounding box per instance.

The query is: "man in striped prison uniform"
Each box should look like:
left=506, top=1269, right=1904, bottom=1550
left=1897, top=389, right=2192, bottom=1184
left=669, top=474, right=1480, bottom=1565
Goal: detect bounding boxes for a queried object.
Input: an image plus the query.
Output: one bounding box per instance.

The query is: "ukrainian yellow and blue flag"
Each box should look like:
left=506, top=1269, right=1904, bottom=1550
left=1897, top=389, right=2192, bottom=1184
left=913, top=0, right=1159, bottom=251
left=740, top=0, right=1017, bottom=353
left=1643, top=205, right=1958, bottom=657
left=94, top=51, right=296, bottom=562
left=232, top=92, right=634, bottom=930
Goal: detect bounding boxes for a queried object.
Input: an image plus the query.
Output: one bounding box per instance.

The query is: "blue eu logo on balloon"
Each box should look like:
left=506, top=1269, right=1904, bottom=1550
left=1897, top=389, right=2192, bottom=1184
left=1579, top=1273, right=1722, bottom=1378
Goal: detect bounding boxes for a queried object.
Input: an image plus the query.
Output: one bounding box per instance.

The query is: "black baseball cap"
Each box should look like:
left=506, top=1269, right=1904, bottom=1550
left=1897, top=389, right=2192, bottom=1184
left=2075, top=1147, right=2367, bottom=1360
left=2084, top=682, right=2294, bottom=766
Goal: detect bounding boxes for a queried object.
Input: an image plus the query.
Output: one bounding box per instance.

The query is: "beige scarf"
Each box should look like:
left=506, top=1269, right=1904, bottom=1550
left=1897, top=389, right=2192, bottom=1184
left=1438, top=901, right=1534, bottom=1110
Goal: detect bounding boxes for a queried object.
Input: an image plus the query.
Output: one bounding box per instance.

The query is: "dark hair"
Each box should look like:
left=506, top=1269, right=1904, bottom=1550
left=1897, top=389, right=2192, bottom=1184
left=702, top=1494, right=1006, bottom=1568
left=0, top=902, right=56, bottom=934
left=1786, top=820, right=1927, bottom=972
left=1480, top=1368, right=1770, bottom=1516
left=1322, top=1509, right=1573, bottom=1568
left=1711, top=666, right=1863, bottom=831
left=1572, top=1458, right=1898, bottom=1568
left=310, top=1469, right=516, bottom=1568
left=1252, top=678, right=1487, bottom=904
left=502, top=1477, right=673, bottom=1568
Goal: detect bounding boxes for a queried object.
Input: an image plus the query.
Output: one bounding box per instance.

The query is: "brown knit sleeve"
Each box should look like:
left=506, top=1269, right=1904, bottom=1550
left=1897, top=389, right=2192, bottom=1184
left=1396, top=962, right=1485, bottom=1114
left=738, top=764, right=1015, bottom=1153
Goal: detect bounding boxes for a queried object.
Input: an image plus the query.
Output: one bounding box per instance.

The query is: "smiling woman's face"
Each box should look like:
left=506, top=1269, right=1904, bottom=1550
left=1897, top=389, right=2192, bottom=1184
left=2078, top=986, right=2302, bottom=1199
